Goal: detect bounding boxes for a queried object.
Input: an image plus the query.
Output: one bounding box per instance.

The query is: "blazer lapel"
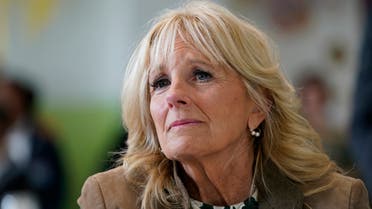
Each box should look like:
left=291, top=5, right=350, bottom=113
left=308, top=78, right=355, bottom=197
left=257, top=160, right=304, bottom=209
left=173, top=160, right=304, bottom=209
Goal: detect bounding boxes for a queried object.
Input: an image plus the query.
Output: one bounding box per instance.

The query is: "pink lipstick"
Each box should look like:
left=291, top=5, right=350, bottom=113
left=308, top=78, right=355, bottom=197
left=168, top=119, right=202, bottom=130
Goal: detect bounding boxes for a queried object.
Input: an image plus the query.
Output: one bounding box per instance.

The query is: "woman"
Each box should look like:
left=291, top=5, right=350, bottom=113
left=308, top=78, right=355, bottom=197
left=78, top=1, right=370, bottom=209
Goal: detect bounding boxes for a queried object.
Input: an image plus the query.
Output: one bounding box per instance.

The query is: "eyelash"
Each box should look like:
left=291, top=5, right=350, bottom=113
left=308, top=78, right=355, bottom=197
left=193, top=69, right=213, bottom=82
left=150, top=76, right=170, bottom=90
left=150, top=69, right=213, bottom=91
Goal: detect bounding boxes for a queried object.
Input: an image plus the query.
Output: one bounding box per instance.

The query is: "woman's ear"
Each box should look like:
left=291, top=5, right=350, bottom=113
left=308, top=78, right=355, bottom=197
left=248, top=106, right=266, bottom=130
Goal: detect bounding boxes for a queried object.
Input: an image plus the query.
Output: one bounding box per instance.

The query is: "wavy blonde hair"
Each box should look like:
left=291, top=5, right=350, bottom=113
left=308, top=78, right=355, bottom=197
left=121, top=1, right=336, bottom=208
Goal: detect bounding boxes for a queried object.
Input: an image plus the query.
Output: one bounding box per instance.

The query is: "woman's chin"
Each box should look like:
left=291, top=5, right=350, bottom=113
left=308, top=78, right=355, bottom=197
left=163, top=148, right=201, bottom=162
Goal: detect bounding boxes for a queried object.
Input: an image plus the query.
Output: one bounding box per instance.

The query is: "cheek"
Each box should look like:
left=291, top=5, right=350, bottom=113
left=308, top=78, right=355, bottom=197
left=149, top=98, right=166, bottom=131
left=214, top=90, right=251, bottom=127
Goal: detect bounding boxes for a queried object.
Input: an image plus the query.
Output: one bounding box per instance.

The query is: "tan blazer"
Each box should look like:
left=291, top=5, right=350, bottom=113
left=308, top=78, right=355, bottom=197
left=78, top=165, right=370, bottom=209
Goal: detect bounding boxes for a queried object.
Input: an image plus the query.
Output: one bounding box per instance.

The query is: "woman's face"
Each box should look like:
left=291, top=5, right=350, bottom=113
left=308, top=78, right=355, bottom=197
left=149, top=40, right=262, bottom=161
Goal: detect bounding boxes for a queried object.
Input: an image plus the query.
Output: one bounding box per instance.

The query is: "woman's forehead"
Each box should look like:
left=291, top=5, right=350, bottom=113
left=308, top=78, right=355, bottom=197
left=149, top=37, right=218, bottom=71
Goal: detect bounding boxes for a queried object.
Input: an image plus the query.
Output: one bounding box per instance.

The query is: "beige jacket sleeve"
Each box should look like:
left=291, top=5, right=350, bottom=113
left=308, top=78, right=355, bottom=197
left=305, top=174, right=371, bottom=209
left=349, top=179, right=370, bottom=209
left=77, top=167, right=140, bottom=209
left=78, top=176, right=106, bottom=209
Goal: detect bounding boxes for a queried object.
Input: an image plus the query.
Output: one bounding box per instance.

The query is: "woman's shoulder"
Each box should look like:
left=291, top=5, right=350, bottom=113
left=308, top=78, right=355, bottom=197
left=77, top=166, right=140, bottom=209
left=304, top=172, right=370, bottom=209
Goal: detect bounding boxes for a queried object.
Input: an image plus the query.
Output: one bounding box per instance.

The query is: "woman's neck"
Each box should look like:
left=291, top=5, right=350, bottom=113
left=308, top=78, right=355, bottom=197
left=178, top=138, right=255, bottom=205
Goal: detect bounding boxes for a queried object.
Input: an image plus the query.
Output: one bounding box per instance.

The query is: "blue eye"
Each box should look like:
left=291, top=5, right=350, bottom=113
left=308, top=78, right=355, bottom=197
left=194, top=69, right=212, bottom=81
left=150, top=77, right=170, bottom=90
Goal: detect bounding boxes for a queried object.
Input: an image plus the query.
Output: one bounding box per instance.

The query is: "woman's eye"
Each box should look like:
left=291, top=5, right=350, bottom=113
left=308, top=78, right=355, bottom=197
left=194, top=69, right=212, bottom=81
left=150, top=78, right=171, bottom=90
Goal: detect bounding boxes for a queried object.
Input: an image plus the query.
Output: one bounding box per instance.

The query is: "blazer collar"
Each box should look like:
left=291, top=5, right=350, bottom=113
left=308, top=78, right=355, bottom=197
left=172, top=160, right=304, bottom=209
left=257, top=160, right=304, bottom=209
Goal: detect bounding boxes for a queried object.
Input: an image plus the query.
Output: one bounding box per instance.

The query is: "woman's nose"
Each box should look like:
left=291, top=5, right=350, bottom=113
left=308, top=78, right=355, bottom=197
left=166, top=80, right=190, bottom=108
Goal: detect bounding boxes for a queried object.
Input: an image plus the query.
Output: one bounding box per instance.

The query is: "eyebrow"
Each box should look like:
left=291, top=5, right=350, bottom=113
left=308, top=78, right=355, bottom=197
left=190, top=59, right=212, bottom=66
left=148, top=58, right=213, bottom=80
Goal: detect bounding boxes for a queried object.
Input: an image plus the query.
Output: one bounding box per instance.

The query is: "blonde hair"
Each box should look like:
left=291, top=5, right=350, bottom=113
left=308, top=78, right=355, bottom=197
left=121, top=1, right=336, bottom=208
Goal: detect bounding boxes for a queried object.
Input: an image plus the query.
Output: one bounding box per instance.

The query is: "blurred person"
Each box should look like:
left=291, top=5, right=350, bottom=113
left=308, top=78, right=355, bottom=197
left=0, top=102, right=11, bottom=176
left=351, top=0, right=372, bottom=201
left=0, top=78, right=64, bottom=209
left=78, top=1, right=370, bottom=209
left=297, top=72, right=354, bottom=172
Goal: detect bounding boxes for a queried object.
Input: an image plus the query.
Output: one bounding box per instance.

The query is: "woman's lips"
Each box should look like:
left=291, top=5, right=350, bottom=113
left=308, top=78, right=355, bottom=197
left=168, top=119, right=202, bottom=130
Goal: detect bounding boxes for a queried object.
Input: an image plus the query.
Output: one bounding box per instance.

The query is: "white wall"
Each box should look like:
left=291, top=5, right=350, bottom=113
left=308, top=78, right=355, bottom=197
left=4, top=0, right=136, bottom=106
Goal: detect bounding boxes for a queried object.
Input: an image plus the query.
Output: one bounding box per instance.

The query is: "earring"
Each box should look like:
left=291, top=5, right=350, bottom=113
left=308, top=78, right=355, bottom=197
left=250, top=128, right=262, bottom=138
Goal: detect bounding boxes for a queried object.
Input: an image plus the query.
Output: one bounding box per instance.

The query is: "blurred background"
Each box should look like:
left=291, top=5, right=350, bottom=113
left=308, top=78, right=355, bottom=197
left=0, top=0, right=370, bottom=208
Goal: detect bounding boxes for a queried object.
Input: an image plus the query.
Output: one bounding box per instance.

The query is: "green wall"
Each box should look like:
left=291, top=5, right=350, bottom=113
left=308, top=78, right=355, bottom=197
left=41, top=105, right=122, bottom=209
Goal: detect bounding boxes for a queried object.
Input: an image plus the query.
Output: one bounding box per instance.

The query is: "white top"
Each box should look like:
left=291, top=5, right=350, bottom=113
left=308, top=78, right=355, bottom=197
left=190, top=188, right=258, bottom=209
